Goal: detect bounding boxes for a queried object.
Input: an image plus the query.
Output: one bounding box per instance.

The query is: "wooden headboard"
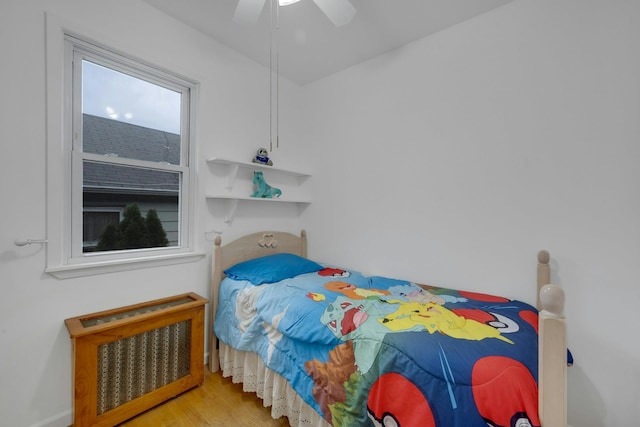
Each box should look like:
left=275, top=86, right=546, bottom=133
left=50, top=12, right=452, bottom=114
left=209, top=230, right=307, bottom=372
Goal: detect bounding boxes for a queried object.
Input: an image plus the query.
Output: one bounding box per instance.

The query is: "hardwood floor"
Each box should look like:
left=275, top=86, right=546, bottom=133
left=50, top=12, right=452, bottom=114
left=119, top=368, right=291, bottom=427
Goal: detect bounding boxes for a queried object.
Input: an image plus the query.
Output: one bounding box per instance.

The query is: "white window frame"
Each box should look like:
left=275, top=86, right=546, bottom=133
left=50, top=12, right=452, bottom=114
left=45, top=15, right=204, bottom=279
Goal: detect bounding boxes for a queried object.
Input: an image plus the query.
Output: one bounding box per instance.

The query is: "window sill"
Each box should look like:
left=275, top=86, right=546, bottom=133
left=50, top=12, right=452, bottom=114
left=46, top=251, right=206, bottom=279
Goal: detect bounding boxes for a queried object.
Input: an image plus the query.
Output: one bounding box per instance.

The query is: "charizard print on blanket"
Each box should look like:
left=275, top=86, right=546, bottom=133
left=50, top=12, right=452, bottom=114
left=214, top=266, right=540, bottom=427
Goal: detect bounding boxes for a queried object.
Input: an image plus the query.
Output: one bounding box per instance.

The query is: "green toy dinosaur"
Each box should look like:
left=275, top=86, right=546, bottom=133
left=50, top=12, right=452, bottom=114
left=251, top=171, right=282, bottom=198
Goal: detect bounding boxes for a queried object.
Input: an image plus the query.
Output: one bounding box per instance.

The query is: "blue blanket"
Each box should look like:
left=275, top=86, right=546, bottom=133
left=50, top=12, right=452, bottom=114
left=214, top=266, right=540, bottom=427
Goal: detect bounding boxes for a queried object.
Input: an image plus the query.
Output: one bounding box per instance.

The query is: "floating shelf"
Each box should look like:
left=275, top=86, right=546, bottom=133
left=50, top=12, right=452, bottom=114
left=205, top=157, right=312, bottom=224
left=205, top=195, right=311, bottom=224
left=205, top=194, right=311, bottom=203
left=207, top=157, right=310, bottom=190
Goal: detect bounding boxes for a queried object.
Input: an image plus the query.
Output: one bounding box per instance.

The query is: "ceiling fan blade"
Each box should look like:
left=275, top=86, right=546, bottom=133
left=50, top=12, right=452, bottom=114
left=312, top=0, right=356, bottom=27
left=233, top=0, right=267, bottom=26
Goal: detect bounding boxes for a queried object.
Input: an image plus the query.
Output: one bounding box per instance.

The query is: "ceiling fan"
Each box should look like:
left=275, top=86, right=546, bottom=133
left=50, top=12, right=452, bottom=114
left=234, top=0, right=356, bottom=27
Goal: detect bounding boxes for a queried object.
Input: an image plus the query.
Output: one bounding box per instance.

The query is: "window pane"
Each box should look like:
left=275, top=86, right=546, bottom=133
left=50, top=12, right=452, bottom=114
left=83, top=161, right=180, bottom=253
left=83, top=210, right=121, bottom=252
left=82, top=60, right=182, bottom=164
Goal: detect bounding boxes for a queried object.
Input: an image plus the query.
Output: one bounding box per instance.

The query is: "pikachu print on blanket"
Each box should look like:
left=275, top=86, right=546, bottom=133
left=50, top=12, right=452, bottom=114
left=251, top=171, right=282, bottom=198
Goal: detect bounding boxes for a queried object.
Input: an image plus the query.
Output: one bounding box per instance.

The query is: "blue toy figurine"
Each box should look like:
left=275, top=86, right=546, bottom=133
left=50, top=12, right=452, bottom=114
left=252, top=148, right=273, bottom=166
left=251, top=171, right=281, bottom=198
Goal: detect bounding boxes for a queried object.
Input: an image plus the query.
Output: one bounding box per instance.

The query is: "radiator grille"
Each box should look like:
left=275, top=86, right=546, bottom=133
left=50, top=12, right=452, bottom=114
left=96, top=320, right=191, bottom=415
left=66, top=293, right=206, bottom=426
left=81, top=297, right=193, bottom=327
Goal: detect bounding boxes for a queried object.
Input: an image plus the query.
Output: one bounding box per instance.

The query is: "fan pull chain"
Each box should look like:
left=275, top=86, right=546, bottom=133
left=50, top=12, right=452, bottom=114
left=269, top=0, right=273, bottom=152
left=268, top=0, right=281, bottom=152
left=276, top=0, right=280, bottom=149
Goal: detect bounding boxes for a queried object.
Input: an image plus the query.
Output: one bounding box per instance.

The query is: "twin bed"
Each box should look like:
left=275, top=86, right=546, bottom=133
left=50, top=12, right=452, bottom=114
left=208, top=230, right=567, bottom=427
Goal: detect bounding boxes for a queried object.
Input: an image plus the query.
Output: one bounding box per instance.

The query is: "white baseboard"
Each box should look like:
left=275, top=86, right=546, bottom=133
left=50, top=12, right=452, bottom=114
left=29, top=409, right=72, bottom=427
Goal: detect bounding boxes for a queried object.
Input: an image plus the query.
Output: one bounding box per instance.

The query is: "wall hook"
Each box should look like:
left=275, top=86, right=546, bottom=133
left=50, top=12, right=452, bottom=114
left=14, top=239, right=48, bottom=247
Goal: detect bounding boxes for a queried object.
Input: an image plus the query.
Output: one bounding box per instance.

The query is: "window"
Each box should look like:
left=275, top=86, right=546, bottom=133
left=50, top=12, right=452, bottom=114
left=45, top=24, right=202, bottom=278
left=82, top=208, right=122, bottom=252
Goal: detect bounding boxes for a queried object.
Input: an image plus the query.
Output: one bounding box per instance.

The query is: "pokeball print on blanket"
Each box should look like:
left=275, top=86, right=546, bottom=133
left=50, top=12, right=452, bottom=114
left=367, top=372, right=435, bottom=427
left=472, top=356, right=540, bottom=427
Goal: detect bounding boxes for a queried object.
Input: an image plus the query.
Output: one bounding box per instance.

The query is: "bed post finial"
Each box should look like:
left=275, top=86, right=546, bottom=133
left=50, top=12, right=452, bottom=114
left=540, top=284, right=565, bottom=317
left=214, top=235, right=222, bottom=246
left=537, top=250, right=551, bottom=310
left=538, top=250, right=550, bottom=264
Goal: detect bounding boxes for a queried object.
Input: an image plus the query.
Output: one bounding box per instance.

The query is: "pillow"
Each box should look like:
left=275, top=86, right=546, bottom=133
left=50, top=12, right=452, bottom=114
left=224, top=253, right=323, bottom=285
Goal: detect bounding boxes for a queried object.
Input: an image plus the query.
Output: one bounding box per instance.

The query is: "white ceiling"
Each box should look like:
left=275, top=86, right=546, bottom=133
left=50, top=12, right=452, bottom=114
left=144, top=0, right=514, bottom=85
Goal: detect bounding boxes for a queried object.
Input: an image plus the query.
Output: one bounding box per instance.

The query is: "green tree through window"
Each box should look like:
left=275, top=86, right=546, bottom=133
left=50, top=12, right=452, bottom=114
left=97, top=204, right=168, bottom=251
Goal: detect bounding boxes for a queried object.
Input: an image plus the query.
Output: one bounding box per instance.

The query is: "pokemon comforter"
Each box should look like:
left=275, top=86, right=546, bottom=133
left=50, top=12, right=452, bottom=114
left=214, top=263, right=540, bottom=427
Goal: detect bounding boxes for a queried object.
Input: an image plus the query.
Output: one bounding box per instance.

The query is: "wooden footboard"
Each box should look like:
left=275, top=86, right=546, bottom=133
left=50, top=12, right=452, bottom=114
left=537, top=251, right=567, bottom=427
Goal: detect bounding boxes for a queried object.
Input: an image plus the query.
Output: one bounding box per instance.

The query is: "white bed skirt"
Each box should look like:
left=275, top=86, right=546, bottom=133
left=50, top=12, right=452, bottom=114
left=219, top=342, right=331, bottom=427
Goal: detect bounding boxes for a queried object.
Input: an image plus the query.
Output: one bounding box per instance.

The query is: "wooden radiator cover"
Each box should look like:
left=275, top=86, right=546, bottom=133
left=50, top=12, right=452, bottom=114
left=64, top=292, right=208, bottom=427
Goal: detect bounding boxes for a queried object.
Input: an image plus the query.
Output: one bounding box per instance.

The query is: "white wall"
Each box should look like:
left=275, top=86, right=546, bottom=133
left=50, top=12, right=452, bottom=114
left=0, top=1, right=305, bottom=426
left=302, top=0, right=640, bottom=426
left=2, top=0, right=639, bottom=426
